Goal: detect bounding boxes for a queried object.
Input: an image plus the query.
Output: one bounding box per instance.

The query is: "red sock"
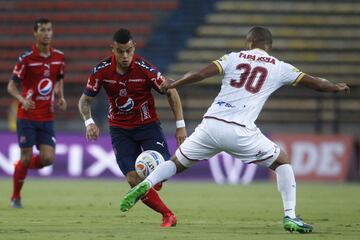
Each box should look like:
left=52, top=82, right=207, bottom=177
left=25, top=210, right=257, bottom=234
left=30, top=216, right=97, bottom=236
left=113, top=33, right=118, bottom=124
left=141, top=188, right=172, bottom=216
left=28, top=155, right=43, bottom=169
left=12, top=161, right=28, bottom=200
left=11, top=155, right=44, bottom=200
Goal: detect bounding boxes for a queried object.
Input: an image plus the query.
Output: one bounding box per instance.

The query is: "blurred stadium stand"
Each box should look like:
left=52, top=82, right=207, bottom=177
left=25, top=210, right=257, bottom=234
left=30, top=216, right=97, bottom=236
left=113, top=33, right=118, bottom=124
left=0, top=0, right=359, bottom=136
left=0, top=0, right=178, bottom=131
left=164, top=0, right=360, bottom=135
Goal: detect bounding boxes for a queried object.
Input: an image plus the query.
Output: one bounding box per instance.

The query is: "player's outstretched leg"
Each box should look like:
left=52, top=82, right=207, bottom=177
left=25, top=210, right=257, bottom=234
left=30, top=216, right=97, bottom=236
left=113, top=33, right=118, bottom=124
left=120, top=180, right=151, bottom=212
left=283, top=216, right=313, bottom=233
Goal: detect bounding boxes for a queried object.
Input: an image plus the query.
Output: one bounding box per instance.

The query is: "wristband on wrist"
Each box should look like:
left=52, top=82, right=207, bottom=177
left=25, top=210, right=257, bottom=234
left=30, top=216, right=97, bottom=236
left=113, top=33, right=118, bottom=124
left=84, top=118, right=95, bottom=127
left=176, top=120, right=185, bottom=128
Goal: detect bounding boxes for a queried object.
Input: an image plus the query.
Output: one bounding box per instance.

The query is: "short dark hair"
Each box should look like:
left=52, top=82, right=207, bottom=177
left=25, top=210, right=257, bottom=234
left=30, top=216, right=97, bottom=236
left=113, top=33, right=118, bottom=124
left=34, top=18, right=52, bottom=31
left=113, top=28, right=133, bottom=44
left=247, top=26, right=272, bottom=45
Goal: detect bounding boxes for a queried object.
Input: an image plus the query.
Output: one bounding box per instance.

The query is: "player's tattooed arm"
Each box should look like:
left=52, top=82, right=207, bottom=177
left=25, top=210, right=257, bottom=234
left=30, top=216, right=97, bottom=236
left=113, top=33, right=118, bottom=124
left=79, top=94, right=100, bottom=141
left=78, top=94, right=93, bottom=121
left=166, top=89, right=187, bottom=145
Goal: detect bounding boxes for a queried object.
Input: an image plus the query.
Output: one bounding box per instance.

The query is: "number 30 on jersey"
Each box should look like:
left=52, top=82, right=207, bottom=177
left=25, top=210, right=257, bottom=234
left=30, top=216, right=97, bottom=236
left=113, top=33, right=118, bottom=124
left=230, top=63, right=268, bottom=94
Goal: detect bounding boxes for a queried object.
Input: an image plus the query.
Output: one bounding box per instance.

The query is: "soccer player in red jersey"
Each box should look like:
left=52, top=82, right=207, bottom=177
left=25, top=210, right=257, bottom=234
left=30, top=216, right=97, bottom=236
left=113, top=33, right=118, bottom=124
left=7, top=18, right=66, bottom=208
left=78, top=29, right=187, bottom=227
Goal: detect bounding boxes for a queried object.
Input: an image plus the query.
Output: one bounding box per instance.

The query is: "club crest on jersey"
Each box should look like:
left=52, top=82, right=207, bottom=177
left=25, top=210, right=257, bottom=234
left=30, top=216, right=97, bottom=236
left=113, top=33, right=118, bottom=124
left=37, top=78, right=53, bottom=96
left=115, top=97, right=134, bottom=112
left=119, top=89, right=127, bottom=97
left=44, top=69, right=50, bottom=77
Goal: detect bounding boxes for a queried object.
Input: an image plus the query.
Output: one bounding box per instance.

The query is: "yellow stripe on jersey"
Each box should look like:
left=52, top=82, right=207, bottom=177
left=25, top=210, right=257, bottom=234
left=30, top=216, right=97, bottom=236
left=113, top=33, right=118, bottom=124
left=213, top=61, right=223, bottom=74
left=292, top=72, right=305, bottom=86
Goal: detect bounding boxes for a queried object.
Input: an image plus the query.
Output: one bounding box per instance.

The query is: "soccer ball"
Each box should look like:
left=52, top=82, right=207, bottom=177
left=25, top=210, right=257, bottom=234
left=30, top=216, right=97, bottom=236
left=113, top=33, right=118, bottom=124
left=135, top=150, right=165, bottom=179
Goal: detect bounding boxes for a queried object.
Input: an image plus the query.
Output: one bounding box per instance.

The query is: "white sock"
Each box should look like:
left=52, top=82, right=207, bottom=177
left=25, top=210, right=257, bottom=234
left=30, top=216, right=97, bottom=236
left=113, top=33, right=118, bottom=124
left=275, top=164, right=296, bottom=219
left=145, top=160, right=177, bottom=187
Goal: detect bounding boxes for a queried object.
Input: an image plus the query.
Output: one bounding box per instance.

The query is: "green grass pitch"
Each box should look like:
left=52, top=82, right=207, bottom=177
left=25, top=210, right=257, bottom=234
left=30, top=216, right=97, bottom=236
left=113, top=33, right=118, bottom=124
left=0, top=179, right=359, bottom=240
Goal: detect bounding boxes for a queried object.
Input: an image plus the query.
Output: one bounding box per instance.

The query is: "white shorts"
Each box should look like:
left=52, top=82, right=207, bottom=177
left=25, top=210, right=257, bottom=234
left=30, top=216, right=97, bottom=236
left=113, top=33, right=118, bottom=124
left=175, top=118, right=280, bottom=168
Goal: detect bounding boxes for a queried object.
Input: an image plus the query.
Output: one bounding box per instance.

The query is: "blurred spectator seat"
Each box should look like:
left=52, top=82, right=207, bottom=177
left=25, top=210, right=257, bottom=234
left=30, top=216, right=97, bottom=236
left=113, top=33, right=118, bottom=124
left=164, top=0, right=360, bottom=132
left=0, top=0, right=178, bottom=123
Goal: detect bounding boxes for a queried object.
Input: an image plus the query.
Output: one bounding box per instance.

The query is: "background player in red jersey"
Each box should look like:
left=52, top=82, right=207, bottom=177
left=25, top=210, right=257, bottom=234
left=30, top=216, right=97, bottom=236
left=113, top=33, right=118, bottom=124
left=78, top=29, right=187, bottom=227
left=7, top=18, right=66, bottom=208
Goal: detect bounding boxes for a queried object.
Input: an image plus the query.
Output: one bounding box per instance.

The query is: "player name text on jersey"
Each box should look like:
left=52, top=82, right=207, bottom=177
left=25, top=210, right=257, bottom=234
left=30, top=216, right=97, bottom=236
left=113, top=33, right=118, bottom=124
left=239, top=52, right=276, bottom=65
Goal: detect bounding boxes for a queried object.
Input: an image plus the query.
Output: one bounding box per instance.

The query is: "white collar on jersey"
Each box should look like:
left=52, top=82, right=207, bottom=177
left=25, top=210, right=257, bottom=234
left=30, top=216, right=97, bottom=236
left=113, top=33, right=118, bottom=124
left=252, top=48, right=269, bottom=55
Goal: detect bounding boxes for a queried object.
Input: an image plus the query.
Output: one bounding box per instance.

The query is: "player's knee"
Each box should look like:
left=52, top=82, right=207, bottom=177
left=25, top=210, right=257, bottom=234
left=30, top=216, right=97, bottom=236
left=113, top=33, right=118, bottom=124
left=40, top=155, right=54, bottom=166
left=126, top=171, right=142, bottom=187
left=171, top=156, right=189, bottom=173
left=20, top=157, right=31, bottom=165
left=269, top=150, right=290, bottom=170
left=20, top=149, right=32, bottom=165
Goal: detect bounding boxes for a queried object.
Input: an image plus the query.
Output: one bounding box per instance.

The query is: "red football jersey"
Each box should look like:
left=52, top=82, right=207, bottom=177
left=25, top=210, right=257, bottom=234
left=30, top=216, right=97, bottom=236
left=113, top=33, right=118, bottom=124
left=11, top=45, right=65, bottom=121
left=84, top=54, right=166, bottom=128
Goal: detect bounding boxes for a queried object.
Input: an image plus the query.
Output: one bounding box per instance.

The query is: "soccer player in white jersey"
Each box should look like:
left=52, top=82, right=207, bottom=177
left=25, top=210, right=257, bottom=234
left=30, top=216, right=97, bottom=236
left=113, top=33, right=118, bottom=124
left=119, top=26, right=350, bottom=233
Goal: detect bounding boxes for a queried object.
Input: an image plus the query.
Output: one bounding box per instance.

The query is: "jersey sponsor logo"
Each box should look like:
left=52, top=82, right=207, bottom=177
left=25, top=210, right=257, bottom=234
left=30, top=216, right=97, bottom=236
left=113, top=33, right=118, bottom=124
left=128, top=78, right=145, bottom=83
left=140, top=101, right=150, bottom=121
left=28, top=62, right=43, bottom=66
left=50, top=61, right=63, bottom=65
left=216, top=101, right=235, bottom=108
left=115, top=97, right=134, bottom=112
left=36, top=95, right=51, bottom=101
left=37, top=78, right=53, bottom=96
left=103, top=79, right=116, bottom=84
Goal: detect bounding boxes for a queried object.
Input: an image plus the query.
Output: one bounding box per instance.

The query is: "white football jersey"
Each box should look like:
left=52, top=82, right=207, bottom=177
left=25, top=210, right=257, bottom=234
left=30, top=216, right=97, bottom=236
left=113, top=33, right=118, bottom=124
left=204, top=48, right=304, bottom=129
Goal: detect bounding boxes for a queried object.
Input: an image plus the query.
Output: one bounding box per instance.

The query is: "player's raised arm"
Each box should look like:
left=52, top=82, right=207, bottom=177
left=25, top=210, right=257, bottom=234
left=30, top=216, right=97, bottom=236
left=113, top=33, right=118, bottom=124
left=166, top=88, right=187, bottom=146
left=168, top=62, right=220, bottom=89
left=297, top=74, right=350, bottom=93
left=78, top=93, right=99, bottom=141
